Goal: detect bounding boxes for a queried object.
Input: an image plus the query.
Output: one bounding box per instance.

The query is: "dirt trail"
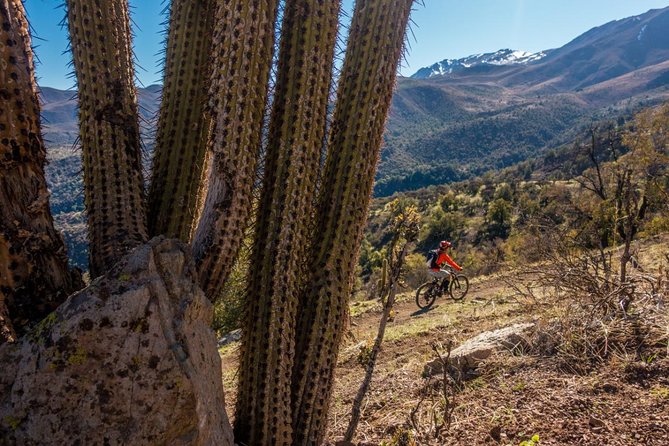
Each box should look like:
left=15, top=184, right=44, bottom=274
left=348, top=273, right=510, bottom=340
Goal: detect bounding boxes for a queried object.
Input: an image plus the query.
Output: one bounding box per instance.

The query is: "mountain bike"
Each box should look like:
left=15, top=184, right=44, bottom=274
left=415, top=268, right=469, bottom=309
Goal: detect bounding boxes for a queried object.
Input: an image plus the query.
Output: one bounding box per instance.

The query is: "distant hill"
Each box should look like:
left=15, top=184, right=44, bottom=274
left=40, top=8, right=669, bottom=198
left=412, top=49, right=549, bottom=80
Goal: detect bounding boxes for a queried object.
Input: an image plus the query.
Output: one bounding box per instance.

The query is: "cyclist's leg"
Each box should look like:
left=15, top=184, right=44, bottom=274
left=441, top=269, right=451, bottom=289
left=428, top=269, right=449, bottom=290
left=427, top=270, right=444, bottom=280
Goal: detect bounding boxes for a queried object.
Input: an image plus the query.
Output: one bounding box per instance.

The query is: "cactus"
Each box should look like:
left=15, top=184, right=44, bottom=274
left=0, top=0, right=81, bottom=342
left=191, top=0, right=280, bottom=300
left=233, top=0, right=340, bottom=443
left=378, top=258, right=389, bottom=297
left=7, top=0, right=415, bottom=440
left=65, top=0, right=148, bottom=277
left=291, top=0, right=415, bottom=443
left=147, top=0, right=216, bottom=241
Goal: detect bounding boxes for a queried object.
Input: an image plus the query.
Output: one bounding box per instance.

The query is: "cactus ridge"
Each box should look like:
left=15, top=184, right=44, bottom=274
left=65, top=0, right=148, bottom=277
left=0, top=0, right=82, bottom=340
left=192, top=0, right=280, bottom=301
left=234, top=0, right=340, bottom=444
left=290, top=1, right=415, bottom=443
left=147, top=0, right=216, bottom=241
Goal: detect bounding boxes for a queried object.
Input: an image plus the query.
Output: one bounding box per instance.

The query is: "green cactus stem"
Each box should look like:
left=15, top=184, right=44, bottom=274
left=233, top=0, right=340, bottom=443
left=291, top=0, right=415, bottom=443
left=191, top=0, right=279, bottom=301
left=65, top=0, right=147, bottom=277
left=147, top=0, right=216, bottom=241
left=379, top=258, right=388, bottom=296
left=0, top=0, right=82, bottom=342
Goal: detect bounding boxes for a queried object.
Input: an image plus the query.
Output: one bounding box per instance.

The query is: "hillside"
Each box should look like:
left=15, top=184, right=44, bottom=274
left=377, top=6, right=669, bottom=195
left=218, top=234, right=669, bottom=444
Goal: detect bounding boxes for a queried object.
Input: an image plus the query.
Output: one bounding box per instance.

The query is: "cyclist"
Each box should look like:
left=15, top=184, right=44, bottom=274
left=427, top=241, right=462, bottom=282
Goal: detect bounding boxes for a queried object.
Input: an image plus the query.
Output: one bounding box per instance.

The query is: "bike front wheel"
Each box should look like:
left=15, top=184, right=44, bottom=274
left=449, top=274, right=469, bottom=301
left=416, top=282, right=438, bottom=309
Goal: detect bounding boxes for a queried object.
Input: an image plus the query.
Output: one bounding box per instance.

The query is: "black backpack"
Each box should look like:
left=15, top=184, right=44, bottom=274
left=425, top=249, right=439, bottom=269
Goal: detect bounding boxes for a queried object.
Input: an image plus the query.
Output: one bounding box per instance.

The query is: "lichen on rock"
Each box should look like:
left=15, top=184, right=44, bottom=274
left=0, top=237, right=233, bottom=445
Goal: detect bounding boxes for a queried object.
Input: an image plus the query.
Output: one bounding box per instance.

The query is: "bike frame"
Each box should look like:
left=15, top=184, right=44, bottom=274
left=430, top=268, right=456, bottom=292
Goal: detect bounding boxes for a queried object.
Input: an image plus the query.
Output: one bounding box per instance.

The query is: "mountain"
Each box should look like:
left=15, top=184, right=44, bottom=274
left=375, top=6, right=669, bottom=196
left=411, top=7, right=669, bottom=91
left=412, top=49, right=548, bottom=79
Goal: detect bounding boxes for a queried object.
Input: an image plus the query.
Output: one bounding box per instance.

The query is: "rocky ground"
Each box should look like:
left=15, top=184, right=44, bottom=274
left=219, top=237, right=669, bottom=445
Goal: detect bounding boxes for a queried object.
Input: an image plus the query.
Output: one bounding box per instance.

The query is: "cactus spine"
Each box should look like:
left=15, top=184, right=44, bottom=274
left=0, top=0, right=81, bottom=342
left=291, top=1, right=414, bottom=443
left=65, top=0, right=147, bottom=277
left=234, top=0, right=340, bottom=443
left=147, top=0, right=215, bottom=241
left=191, top=0, right=279, bottom=300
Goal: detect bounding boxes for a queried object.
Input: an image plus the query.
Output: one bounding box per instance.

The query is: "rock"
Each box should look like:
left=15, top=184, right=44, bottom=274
left=0, top=237, right=234, bottom=445
left=489, top=425, right=502, bottom=442
left=589, top=415, right=607, bottom=432
left=424, top=323, right=535, bottom=377
left=217, top=328, right=242, bottom=348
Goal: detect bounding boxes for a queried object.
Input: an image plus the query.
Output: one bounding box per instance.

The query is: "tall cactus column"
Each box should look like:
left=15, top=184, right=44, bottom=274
left=0, top=0, right=81, bottom=342
left=234, top=0, right=340, bottom=444
left=66, top=0, right=147, bottom=276
left=192, top=0, right=279, bottom=300
left=291, top=0, right=415, bottom=443
left=147, top=0, right=215, bottom=241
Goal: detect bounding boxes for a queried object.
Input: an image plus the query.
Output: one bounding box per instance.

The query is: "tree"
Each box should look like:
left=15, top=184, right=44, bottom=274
left=147, top=0, right=216, bottom=241
left=1, top=0, right=416, bottom=443
left=574, top=104, right=669, bottom=300
left=66, top=0, right=148, bottom=277
left=344, top=199, right=420, bottom=442
left=616, top=105, right=669, bottom=285
left=485, top=198, right=512, bottom=240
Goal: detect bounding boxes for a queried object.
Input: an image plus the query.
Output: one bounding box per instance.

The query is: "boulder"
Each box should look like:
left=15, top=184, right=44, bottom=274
left=0, top=237, right=234, bottom=445
left=424, top=323, right=535, bottom=377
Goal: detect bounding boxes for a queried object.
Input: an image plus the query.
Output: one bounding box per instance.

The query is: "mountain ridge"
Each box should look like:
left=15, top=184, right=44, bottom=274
left=411, top=6, right=669, bottom=88
left=411, top=49, right=549, bottom=79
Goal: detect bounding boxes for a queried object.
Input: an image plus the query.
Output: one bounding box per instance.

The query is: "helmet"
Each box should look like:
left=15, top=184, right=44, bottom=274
left=439, top=240, right=452, bottom=250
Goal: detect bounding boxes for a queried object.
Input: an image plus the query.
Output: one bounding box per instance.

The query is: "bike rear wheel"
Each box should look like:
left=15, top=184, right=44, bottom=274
left=416, top=282, right=438, bottom=309
left=449, top=274, right=469, bottom=301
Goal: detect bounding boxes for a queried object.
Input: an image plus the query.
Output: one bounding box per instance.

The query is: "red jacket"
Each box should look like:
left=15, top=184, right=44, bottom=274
left=432, top=250, right=462, bottom=272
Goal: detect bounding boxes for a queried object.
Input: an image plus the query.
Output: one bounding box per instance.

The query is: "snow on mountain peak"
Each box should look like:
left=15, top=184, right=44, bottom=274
left=412, top=49, right=547, bottom=79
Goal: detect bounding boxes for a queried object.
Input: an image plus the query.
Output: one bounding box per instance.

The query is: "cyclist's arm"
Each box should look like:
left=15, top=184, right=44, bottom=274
left=441, top=253, right=462, bottom=271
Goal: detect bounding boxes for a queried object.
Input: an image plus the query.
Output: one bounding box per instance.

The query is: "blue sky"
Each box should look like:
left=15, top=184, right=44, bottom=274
left=24, top=0, right=669, bottom=89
